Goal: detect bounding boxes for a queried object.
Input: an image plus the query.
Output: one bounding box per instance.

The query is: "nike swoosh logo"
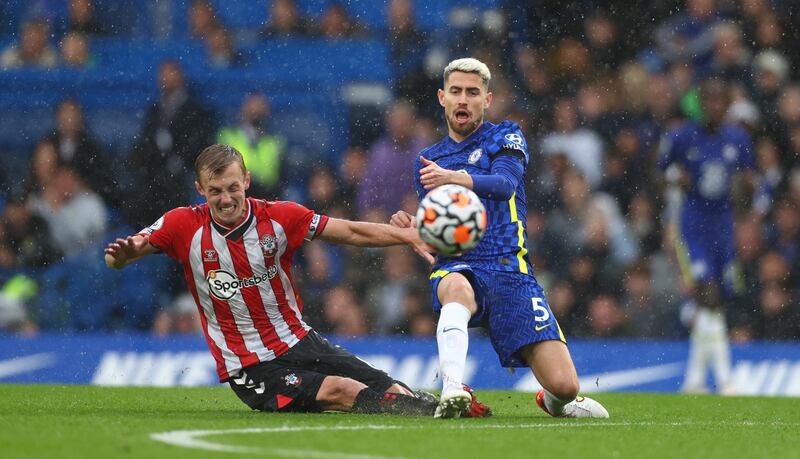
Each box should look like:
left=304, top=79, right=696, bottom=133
left=535, top=323, right=552, bottom=331
left=0, top=353, right=57, bottom=379
left=513, top=361, right=685, bottom=392
left=442, top=327, right=463, bottom=334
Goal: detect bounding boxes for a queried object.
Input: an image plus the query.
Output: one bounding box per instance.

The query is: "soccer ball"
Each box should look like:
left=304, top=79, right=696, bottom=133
left=416, top=184, right=487, bottom=255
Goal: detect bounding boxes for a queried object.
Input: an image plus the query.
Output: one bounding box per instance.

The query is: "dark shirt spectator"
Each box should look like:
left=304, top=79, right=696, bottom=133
left=305, top=166, right=343, bottom=217
left=46, top=100, right=120, bottom=208
left=386, top=0, right=427, bottom=78
left=0, top=195, right=62, bottom=268
left=127, top=60, right=216, bottom=227
left=337, top=146, right=368, bottom=218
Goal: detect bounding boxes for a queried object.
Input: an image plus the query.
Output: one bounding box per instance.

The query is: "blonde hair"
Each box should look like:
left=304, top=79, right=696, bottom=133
left=443, top=58, right=491, bottom=89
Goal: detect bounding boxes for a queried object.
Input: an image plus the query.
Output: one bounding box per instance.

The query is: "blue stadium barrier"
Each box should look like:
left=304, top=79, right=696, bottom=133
left=1, top=334, right=799, bottom=396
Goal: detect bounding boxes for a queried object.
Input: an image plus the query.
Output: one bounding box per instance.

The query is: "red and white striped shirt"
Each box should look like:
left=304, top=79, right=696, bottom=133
left=141, top=197, right=328, bottom=381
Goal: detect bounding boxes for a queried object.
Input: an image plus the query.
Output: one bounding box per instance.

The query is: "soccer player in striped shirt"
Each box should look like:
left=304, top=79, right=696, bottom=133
left=104, top=144, right=452, bottom=415
left=391, top=58, right=609, bottom=418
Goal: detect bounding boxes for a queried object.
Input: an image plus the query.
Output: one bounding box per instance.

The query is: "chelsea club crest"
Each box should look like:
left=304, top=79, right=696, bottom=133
left=468, top=148, right=483, bottom=164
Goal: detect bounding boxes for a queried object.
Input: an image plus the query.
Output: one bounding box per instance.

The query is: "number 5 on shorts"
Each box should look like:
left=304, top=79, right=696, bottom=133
left=532, top=297, right=550, bottom=322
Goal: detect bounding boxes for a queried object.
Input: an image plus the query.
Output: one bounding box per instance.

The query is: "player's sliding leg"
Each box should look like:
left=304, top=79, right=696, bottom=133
left=390, top=379, right=433, bottom=400
left=521, top=340, right=609, bottom=419
left=433, top=273, right=477, bottom=418
left=352, top=388, right=438, bottom=416
left=317, top=376, right=437, bottom=416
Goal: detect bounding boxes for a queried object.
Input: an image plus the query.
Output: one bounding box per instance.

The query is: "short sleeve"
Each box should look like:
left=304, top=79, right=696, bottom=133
left=485, top=121, right=529, bottom=166
left=139, top=207, right=198, bottom=261
left=268, top=201, right=329, bottom=250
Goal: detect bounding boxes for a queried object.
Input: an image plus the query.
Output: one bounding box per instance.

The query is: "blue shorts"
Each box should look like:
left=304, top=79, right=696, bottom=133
left=674, top=206, right=740, bottom=297
left=429, top=263, right=565, bottom=368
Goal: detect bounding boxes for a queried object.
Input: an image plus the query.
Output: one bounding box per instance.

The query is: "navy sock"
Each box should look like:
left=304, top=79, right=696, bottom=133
left=352, top=388, right=437, bottom=416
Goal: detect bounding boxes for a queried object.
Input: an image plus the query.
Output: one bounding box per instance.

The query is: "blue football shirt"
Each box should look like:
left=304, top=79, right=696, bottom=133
left=414, top=121, right=532, bottom=274
left=657, top=120, right=755, bottom=213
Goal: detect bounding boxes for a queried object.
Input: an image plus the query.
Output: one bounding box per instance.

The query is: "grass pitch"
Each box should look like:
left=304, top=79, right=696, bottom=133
left=1, top=385, right=798, bottom=459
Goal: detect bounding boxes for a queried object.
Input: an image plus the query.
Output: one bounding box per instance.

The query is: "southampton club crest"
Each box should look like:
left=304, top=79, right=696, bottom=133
left=284, top=373, right=302, bottom=387
left=260, top=234, right=278, bottom=257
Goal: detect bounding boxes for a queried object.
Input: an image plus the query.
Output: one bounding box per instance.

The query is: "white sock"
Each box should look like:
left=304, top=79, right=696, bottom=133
left=708, top=311, right=732, bottom=392
left=684, top=307, right=719, bottom=392
left=683, top=336, right=709, bottom=392
left=437, top=302, right=471, bottom=395
left=543, top=389, right=573, bottom=416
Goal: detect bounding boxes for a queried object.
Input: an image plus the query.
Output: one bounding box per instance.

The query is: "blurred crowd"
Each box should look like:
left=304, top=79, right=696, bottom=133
left=0, top=0, right=799, bottom=342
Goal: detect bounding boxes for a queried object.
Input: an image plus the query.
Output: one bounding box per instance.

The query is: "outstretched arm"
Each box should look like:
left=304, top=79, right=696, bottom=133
left=103, top=234, right=158, bottom=269
left=419, top=153, right=524, bottom=201
left=317, top=218, right=434, bottom=263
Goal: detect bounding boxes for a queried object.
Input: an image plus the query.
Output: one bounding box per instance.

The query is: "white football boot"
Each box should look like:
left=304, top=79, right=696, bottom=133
left=536, top=389, right=610, bottom=418
left=434, top=387, right=471, bottom=419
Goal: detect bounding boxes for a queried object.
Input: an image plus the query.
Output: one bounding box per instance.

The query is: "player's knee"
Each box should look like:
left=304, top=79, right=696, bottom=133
left=438, top=273, right=477, bottom=310
left=548, top=377, right=580, bottom=401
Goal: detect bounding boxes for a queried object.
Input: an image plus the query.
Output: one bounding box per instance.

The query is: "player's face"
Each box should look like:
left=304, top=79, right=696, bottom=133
left=700, top=79, right=730, bottom=128
left=438, top=71, right=492, bottom=141
left=195, top=162, right=251, bottom=227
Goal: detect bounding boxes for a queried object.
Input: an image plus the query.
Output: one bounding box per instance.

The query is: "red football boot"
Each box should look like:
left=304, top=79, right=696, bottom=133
left=536, top=389, right=554, bottom=416
left=461, top=384, right=492, bottom=417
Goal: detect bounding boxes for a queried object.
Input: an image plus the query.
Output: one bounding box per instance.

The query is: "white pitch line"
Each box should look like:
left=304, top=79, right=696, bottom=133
left=150, top=420, right=800, bottom=458
left=150, top=422, right=635, bottom=458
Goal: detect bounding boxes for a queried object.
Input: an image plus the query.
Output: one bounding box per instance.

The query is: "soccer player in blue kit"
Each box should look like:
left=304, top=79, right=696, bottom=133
left=658, top=77, right=755, bottom=394
left=391, top=58, right=609, bottom=418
